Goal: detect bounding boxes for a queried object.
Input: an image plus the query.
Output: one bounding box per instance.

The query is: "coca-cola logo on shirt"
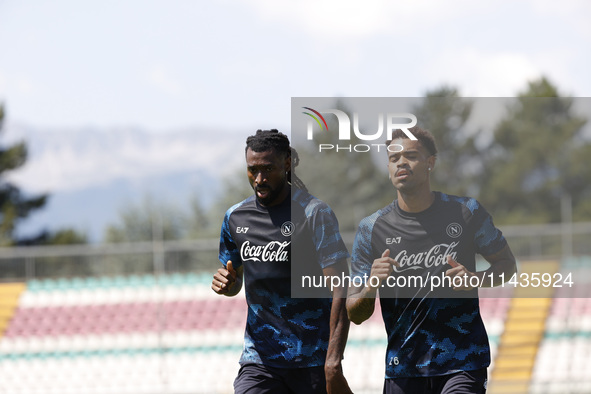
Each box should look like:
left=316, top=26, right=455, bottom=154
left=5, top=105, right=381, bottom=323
left=240, top=241, right=290, bottom=262
left=393, top=242, right=459, bottom=273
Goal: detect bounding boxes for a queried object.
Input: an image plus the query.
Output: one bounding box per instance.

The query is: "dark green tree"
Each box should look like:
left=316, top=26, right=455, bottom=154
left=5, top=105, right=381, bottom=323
left=188, top=172, right=252, bottom=239
left=44, top=229, right=88, bottom=245
left=479, top=77, right=589, bottom=224
left=104, top=195, right=186, bottom=242
left=0, top=105, right=48, bottom=246
left=412, top=87, right=480, bottom=197
left=188, top=197, right=215, bottom=238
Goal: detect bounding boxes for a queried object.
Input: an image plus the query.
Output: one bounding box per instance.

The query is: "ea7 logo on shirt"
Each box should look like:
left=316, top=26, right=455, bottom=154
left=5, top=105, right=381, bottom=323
left=236, top=227, right=249, bottom=234
left=446, top=223, right=463, bottom=238
left=386, top=237, right=401, bottom=244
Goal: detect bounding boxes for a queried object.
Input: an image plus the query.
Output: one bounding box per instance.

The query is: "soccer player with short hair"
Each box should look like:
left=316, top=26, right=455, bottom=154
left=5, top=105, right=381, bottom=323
left=212, top=129, right=352, bottom=394
left=346, top=127, right=517, bottom=394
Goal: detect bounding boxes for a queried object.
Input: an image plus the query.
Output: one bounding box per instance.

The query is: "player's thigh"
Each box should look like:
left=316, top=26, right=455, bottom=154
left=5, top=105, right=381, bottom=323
left=438, top=368, right=488, bottom=394
left=383, top=377, right=430, bottom=394
left=286, top=366, right=326, bottom=394
left=234, top=364, right=291, bottom=394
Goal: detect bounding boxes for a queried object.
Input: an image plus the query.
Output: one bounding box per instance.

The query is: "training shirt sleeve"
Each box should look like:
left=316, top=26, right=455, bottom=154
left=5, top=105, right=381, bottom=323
left=351, top=212, right=380, bottom=280
left=218, top=204, right=242, bottom=269
left=471, top=200, right=507, bottom=257
left=307, top=201, right=350, bottom=269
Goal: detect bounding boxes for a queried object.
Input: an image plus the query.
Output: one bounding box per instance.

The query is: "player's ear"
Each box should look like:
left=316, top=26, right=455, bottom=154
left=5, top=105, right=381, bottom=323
left=428, top=155, right=436, bottom=171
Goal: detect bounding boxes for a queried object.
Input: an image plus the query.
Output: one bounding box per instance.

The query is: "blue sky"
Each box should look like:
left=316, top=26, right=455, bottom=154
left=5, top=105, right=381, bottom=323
left=2, top=0, right=590, bottom=135
left=0, top=0, right=590, bottom=240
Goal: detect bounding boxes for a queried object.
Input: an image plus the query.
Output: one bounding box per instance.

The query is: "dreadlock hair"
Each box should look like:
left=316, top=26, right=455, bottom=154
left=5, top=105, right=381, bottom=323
left=245, top=129, right=308, bottom=192
left=289, top=146, right=307, bottom=192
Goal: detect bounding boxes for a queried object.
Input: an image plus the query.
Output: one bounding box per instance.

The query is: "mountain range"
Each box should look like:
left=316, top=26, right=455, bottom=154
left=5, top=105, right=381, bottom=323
left=3, top=123, right=245, bottom=242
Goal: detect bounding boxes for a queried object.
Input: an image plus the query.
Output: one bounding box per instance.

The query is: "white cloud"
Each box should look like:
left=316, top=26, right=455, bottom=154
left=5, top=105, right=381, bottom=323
left=0, top=71, right=5, bottom=94
left=528, top=0, right=591, bottom=39
left=6, top=128, right=244, bottom=193
left=247, top=0, right=476, bottom=40
left=423, top=50, right=542, bottom=96
left=219, top=57, right=282, bottom=80
left=0, top=70, right=37, bottom=99
left=143, top=66, right=183, bottom=96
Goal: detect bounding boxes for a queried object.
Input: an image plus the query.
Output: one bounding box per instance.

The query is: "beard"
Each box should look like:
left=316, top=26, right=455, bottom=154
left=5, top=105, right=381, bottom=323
left=254, top=184, right=284, bottom=206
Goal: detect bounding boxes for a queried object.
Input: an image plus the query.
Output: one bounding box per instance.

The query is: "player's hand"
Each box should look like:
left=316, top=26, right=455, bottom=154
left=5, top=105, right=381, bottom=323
left=445, top=255, right=477, bottom=291
left=369, top=249, right=397, bottom=289
left=325, top=363, right=353, bottom=394
left=212, top=261, right=237, bottom=294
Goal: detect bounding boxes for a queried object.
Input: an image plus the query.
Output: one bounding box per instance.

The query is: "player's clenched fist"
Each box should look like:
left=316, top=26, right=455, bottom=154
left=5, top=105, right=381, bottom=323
left=212, top=260, right=237, bottom=294
left=445, top=255, right=477, bottom=291
left=369, top=249, right=397, bottom=289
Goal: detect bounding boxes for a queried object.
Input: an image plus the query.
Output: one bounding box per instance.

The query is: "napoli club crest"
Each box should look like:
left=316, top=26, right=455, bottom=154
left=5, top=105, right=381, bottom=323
left=281, top=221, right=294, bottom=237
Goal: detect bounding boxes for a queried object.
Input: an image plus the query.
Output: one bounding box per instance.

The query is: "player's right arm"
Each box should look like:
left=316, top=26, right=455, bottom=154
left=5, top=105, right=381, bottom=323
left=346, top=249, right=395, bottom=324
left=212, top=260, right=244, bottom=296
left=214, top=205, right=244, bottom=297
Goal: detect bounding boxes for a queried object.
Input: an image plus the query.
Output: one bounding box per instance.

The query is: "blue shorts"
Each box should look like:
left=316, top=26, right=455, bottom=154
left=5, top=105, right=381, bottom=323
left=383, top=369, right=487, bottom=394
left=234, top=363, right=326, bottom=394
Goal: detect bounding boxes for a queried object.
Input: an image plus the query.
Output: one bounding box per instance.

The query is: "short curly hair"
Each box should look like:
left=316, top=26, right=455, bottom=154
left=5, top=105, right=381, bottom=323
left=386, top=126, right=438, bottom=157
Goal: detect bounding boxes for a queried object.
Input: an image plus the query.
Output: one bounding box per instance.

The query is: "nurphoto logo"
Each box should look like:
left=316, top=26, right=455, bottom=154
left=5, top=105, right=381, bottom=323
left=302, top=107, right=418, bottom=153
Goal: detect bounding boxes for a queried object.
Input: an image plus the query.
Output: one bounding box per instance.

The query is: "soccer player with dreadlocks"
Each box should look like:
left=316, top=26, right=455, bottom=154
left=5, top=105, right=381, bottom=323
left=212, top=129, right=352, bottom=394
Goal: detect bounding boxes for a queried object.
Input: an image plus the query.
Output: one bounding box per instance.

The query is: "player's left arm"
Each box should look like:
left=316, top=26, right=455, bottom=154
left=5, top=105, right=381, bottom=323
left=446, top=244, right=517, bottom=290
left=323, top=258, right=353, bottom=394
left=479, top=244, right=517, bottom=287
left=447, top=201, right=518, bottom=291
